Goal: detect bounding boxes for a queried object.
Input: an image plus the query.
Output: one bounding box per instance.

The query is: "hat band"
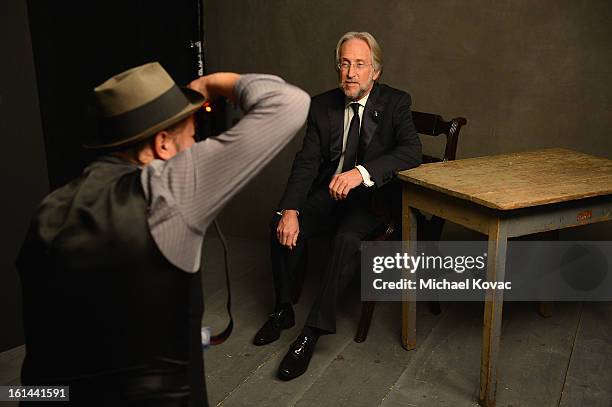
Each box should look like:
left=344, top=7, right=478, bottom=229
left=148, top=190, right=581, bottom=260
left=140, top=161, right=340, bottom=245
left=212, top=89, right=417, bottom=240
left=99, top=84, right=190, bottom=145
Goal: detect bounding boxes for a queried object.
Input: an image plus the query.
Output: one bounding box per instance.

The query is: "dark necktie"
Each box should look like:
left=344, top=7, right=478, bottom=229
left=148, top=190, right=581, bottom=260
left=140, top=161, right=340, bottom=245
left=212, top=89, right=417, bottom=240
left=342, top=102, right=361, bottom=173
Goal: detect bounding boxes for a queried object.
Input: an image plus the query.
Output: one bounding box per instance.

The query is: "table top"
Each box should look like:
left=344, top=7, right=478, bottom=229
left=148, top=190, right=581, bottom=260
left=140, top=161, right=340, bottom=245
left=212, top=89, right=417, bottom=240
left=398, top=148, right=612, bottom=210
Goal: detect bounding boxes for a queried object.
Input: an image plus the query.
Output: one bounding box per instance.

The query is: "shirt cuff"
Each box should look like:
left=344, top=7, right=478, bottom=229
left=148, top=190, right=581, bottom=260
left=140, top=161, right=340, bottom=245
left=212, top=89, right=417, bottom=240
left=356, top=165, right=375, bottom=187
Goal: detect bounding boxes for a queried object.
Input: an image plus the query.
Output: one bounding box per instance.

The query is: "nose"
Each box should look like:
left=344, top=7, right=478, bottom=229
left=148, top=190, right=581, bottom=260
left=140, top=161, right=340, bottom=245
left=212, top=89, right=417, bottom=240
left=346, top=64, right=356, bottom=77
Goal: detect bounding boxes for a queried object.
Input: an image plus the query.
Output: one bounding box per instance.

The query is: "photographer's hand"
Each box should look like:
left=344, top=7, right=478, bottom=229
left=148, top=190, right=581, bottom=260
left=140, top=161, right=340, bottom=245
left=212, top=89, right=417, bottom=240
left=276, top=210, right=300, bottom=250
left=189, top=72, right=240, bottom=103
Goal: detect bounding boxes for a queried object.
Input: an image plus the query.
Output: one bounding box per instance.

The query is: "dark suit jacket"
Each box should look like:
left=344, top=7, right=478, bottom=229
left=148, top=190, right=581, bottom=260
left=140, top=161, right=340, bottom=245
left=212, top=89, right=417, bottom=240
left=279, top=82, right=422, bottom=212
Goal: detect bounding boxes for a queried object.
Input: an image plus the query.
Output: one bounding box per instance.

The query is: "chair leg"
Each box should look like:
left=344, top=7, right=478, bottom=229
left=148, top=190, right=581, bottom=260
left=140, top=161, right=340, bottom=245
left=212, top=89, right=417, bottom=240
left=537, top=301, right=554, bottom=318
left=354, top=301, right=376, bottom=343
left=428, top=300, right=442, bottom=315
left=537, top=230, right=557, bottom=318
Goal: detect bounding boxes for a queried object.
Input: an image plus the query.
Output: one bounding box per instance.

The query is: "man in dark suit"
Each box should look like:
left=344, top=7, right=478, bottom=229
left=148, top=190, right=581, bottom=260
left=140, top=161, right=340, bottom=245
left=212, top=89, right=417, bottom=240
left=253, top=31, right=422, bottom=380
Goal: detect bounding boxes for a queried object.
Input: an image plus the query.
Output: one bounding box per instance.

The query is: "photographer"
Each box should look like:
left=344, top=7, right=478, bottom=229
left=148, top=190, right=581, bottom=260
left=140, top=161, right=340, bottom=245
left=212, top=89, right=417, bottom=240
left=16, top=62, right=309, bottom=406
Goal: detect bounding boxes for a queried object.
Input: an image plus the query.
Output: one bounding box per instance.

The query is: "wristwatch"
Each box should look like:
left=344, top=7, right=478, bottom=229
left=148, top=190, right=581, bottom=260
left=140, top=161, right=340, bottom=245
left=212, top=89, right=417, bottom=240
left=275, top=209, right=300, bottom=216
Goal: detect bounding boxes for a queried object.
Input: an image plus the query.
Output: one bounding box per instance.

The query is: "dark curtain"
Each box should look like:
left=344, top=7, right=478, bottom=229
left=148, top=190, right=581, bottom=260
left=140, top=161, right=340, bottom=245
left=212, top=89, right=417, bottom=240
left=27, top=0, right=202, bottom=189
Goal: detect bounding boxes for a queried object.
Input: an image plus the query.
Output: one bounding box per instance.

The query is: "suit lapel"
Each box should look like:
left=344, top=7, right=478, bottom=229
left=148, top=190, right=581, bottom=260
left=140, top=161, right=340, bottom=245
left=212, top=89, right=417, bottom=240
left=328, top=91, right=345, bottom=162
left=361, top=83, right=383, bottom=154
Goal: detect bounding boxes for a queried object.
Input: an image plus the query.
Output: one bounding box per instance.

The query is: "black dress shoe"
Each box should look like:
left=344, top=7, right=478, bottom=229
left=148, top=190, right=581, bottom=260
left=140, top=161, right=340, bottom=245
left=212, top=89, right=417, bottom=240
left=253, top=306, right=295, bottom=346
left=277, top=334, right=317, bottom=381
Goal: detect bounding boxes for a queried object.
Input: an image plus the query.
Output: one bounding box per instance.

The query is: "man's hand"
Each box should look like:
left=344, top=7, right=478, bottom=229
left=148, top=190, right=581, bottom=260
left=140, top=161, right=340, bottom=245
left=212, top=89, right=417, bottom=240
left=188, top=73, right=240, bottom=103
left=276, top=210, right=300, bottom=250
left=329, top=168, right=363, bottom=200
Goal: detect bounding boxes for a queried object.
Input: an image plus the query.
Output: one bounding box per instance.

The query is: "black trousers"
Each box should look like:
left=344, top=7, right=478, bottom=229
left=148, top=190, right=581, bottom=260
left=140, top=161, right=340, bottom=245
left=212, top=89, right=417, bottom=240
left=270, top=188, right=388, bottom=334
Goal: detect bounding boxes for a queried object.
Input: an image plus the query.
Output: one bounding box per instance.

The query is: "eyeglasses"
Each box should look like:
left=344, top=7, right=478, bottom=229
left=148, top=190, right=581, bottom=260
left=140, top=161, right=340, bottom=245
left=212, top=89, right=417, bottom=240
left=337, top=61, right=372, bottom=72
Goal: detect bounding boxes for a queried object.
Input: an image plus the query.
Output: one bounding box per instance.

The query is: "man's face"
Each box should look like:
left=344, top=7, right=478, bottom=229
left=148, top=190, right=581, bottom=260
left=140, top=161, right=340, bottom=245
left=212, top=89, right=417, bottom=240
left=338, top=38, right=380, bottom=101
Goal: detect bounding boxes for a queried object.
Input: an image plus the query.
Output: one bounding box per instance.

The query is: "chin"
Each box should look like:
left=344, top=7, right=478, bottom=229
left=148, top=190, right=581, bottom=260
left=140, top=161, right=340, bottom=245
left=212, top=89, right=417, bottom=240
left=340, top=86, right=359, bottom=100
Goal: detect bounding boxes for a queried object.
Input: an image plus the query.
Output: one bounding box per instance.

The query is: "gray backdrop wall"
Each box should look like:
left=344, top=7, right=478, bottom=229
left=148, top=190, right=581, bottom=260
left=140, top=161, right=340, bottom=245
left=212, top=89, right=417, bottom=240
left=204, top=0, right=612, bottom=239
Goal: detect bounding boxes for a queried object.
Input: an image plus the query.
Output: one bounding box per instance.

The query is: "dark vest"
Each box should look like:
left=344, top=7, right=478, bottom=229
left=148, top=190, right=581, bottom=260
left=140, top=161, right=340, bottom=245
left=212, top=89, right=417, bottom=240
left=17, top=156, right=207, bottom=406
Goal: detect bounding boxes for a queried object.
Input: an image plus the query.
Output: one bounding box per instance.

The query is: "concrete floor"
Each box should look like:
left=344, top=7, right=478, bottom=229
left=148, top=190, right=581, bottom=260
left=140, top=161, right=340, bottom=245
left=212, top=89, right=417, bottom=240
left=1, top=236, right=611, bottom=406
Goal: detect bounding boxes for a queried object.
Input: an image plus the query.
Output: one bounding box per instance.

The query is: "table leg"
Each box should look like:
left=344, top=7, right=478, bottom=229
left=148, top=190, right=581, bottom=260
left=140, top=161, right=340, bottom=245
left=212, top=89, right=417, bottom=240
left=401, top=196, right=417, bottom=351
left=537, top=302, right=554, bottom=318
left=479, top=220, right=508, bottom=407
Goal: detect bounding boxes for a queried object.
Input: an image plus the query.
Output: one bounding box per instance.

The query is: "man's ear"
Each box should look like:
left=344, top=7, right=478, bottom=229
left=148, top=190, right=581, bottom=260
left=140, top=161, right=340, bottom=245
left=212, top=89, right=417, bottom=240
left=153, top=131, right=176, bottom=161
left=373, top=70, right=381, bottom=81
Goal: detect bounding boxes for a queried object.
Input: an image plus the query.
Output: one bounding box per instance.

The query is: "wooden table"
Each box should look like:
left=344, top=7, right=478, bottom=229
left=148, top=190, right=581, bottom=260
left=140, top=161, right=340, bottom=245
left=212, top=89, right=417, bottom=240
left=397, top=148, right=612, bottom=407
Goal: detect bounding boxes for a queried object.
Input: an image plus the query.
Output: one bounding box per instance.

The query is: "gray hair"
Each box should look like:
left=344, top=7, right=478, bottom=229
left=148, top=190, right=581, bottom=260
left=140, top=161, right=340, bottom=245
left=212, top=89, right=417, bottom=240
left=335, top=31, right=383, bottom=75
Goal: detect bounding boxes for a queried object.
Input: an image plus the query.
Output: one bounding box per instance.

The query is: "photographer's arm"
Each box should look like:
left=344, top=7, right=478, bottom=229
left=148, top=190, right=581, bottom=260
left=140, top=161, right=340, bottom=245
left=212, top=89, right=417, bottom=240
left=142, top=73, right=310, bottom=247
left=188, top=72, right=239, bottom=103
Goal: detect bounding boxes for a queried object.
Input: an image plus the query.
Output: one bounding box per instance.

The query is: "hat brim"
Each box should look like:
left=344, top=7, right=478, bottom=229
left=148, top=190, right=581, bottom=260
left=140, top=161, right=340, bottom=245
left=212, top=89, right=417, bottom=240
left=84, top=87, right=205, bottom=150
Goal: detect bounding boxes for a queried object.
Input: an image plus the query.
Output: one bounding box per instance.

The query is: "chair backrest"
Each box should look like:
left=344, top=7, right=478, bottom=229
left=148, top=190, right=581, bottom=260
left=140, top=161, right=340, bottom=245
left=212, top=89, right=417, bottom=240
left=369, top=111, right=467, bottom=241
left=411, top=111, right=467, bottom=163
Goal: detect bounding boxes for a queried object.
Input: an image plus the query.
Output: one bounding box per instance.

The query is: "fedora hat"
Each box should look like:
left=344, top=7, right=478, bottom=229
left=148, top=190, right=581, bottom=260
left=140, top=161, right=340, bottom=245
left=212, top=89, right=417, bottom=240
left=85, top=62, right=205, bottom=149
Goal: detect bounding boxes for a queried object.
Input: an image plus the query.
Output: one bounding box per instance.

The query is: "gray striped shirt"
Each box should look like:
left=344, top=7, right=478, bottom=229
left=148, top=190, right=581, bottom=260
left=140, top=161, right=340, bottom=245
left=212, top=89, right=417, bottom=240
left=141, top=74, right=310, bottom=272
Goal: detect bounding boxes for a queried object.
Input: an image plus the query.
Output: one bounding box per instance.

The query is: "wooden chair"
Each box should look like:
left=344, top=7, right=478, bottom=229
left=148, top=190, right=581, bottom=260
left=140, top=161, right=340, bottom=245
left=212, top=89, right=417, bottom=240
left=354, top=111, right=467, bottom=343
